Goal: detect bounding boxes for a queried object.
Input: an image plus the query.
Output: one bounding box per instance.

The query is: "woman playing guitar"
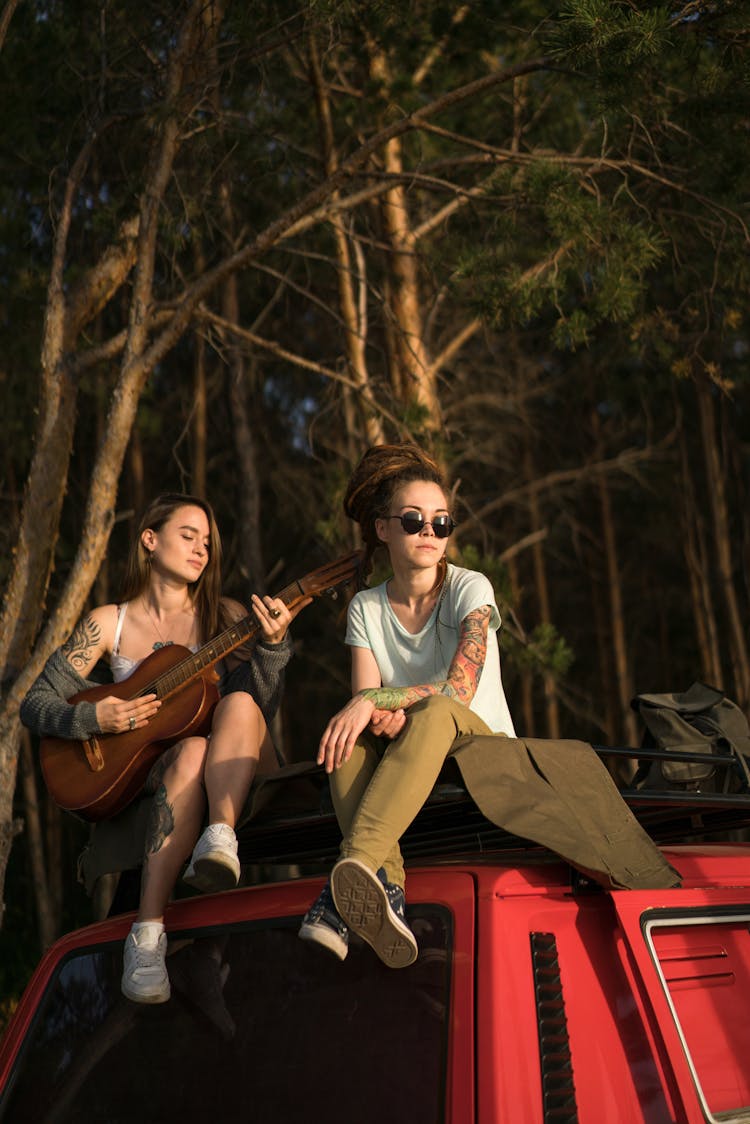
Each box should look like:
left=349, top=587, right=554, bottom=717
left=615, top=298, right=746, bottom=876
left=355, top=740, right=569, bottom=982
left=22, top=492, right=305, bottom=1006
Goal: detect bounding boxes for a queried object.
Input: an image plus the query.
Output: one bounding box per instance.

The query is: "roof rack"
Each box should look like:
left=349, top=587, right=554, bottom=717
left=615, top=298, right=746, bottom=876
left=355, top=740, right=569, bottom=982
left=236, top=743, right=750, bottom=872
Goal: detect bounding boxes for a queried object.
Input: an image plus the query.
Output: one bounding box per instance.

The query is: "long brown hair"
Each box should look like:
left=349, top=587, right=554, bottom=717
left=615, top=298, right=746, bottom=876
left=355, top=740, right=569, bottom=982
left=120, top=493, right=224, bottom=643
left=343, top=444, right=448, bottom=580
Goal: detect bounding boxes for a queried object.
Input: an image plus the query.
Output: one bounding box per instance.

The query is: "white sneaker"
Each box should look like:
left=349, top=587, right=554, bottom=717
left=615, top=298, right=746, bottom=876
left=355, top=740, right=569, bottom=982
left=121, top=925, right=170, bottom=1004
left=183, top=823, right=240, bottom=893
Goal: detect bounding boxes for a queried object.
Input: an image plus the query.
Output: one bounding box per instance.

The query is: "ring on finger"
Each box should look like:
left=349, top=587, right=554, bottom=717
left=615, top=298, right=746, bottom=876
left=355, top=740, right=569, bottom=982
left=269, top=607, right=281, bottom=619
left=129, top=716, right=136, bottom=731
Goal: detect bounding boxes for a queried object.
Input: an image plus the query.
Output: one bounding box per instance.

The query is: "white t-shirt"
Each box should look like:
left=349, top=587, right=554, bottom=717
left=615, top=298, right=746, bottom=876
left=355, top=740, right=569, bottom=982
left=345, top=564, right=516, bottom=735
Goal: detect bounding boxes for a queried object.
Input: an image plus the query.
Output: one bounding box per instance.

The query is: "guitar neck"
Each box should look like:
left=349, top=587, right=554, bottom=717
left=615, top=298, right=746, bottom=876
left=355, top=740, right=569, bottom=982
left=135, top=576, right=308, bottom=702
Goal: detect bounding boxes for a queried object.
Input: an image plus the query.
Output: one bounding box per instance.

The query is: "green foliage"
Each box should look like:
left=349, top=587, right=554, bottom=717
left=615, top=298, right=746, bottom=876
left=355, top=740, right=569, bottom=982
left=455, top=161, right=666, bottom=347
left=457, top=544, right=513, bottom=608
left=515, top=622, right=576, bottom=678
left=549, top=1, right=672, bottom=66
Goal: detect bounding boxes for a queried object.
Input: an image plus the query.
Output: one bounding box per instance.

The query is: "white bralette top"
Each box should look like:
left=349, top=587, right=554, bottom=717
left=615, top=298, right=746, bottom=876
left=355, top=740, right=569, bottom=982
left=109, top=602, right=198, bottom=684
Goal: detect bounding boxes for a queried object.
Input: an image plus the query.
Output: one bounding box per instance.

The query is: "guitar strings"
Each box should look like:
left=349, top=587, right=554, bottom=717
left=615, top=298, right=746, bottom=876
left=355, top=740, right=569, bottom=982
left=126, top=558, right=355, bottom=700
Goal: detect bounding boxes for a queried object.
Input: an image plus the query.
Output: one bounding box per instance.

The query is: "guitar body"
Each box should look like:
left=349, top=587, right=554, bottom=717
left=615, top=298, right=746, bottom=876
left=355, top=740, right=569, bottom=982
left=40, top=645, right=220, bottom=822
left=36, top=549, right=362, bottom=824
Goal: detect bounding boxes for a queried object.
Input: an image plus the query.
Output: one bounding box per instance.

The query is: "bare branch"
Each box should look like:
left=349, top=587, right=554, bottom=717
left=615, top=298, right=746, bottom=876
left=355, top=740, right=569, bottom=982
left=198, top=307, right=412, bottom=439
left=469, top=436, right=675, bottom=527
left=0, top=0, right=20, bottom=54
left=141, top=57, right=552, bottom=374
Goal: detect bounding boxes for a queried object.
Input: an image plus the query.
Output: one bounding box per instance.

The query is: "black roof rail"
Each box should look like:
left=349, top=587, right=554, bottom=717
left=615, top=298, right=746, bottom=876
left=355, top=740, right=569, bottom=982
left=236, top=744, right=750, bottom=873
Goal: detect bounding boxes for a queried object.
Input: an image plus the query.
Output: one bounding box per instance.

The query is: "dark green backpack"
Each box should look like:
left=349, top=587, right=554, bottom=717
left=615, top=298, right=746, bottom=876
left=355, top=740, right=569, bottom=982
left=631, top=682, right=750, bottom=791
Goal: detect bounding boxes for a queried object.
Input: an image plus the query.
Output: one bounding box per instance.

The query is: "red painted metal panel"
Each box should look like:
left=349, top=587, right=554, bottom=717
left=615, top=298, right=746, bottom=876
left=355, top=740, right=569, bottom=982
left=649, top=915, right=750, bottom=1118
left=475, top=873, right=679, bottom=1124
left=611, top=886, right=750, bottom=1123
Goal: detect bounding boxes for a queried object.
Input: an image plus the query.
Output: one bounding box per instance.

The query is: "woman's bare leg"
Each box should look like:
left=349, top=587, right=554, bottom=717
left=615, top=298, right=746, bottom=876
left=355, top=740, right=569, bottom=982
left=202, top=692, right=277, bottom=827
left=137, top=736, right=209, bottom=922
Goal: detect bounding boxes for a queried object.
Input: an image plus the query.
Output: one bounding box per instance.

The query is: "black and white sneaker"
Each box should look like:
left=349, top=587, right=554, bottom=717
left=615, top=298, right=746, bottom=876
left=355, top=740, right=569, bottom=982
left=331, top=859, right=418, bottom=969
left=298, top=882, right=349, bottom=961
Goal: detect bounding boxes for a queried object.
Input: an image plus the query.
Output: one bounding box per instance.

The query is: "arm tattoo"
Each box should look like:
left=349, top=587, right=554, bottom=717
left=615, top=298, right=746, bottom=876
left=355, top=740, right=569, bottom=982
left=361, top=605, right=491, bottom=712
left=61, top=616, right=101, bottom=672
left=144, top=783, right=175, bottom=856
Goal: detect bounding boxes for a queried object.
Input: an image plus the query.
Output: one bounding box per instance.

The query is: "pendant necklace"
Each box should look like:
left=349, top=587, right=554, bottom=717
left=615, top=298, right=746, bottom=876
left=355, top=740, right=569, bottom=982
left=146, top=606, right=173, bottom=651
left=145, top=601, right=190, bottom=651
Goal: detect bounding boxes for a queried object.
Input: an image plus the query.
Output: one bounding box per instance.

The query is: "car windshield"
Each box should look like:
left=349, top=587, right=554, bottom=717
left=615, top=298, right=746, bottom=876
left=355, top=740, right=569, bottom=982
left=0, top=907, right=452, bottom=1124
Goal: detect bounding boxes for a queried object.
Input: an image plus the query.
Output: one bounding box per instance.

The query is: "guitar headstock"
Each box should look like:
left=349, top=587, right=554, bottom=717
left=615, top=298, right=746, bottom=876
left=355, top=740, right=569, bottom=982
left=296, top=550, right=363, bottom=601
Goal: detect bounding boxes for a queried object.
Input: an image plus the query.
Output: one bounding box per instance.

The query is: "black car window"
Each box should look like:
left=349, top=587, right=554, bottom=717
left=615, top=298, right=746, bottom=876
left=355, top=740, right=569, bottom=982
left=0, top=906, right=452, bottom=1124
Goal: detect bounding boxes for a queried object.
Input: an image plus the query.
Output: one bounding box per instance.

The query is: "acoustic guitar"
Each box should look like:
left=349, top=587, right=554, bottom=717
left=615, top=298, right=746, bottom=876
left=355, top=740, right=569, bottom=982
left=39, top=550, right=362, bottom=822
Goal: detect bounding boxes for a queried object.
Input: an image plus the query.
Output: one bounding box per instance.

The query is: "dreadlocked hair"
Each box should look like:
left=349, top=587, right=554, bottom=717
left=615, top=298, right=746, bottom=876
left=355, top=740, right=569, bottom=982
left=343, top=443, right=448, bottom=582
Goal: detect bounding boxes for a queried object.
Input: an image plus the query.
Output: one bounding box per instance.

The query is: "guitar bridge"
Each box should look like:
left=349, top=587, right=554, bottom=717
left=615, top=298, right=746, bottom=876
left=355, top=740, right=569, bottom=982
left=83, top=738, right=105, bottom=772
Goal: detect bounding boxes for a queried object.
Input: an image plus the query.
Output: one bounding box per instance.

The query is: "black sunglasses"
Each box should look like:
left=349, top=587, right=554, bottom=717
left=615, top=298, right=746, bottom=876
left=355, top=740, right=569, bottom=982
left=387, top=512, right=456, bottom=538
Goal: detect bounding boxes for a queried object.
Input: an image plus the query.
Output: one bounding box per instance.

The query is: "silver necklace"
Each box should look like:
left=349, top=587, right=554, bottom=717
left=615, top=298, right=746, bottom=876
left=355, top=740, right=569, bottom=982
left=144, top=601, right=191, bottom=651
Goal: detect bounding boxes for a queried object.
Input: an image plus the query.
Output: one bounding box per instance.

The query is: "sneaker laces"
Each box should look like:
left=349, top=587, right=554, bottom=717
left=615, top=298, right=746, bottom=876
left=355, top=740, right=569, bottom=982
left=201, top=824, right=237, bottom=849
left=130, top=944, right=163, bottom=971
left=127, top=928, right=165, bottom=970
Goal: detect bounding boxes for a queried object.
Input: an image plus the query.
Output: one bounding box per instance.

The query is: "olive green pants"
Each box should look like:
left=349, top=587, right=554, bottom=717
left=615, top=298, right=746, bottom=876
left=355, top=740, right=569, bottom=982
left=330, top=694, right=681, bottom=893
left=329, top=695, right=491, bottom=888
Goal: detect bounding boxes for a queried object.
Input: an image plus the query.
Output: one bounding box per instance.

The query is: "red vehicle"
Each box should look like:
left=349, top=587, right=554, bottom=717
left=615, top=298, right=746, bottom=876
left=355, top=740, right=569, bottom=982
left=1, top=745, right=750, bottom=1123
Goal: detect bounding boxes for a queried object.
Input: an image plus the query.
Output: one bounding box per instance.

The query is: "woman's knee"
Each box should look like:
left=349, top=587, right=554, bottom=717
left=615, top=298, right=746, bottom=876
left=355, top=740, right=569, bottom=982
left=169, top=736, right=209, bottom=781
left=407, top=694, right=458, bottom=722
left=214, top=691, right=264, bottom=734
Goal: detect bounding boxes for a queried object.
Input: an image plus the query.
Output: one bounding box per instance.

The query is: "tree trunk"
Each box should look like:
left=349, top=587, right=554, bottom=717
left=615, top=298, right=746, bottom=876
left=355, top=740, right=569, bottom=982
left=678, top=414, right=723, bottom=685
left=524, top=446, right=560, bottom=738
left=598, top=470, right=638, bottom=748
left=586, top=540, right=617, bottom=747
left=0, top=715, right=23, bottom=930
left=377, top=135, right=441, bottom=432
left=0, top=0, right=21, bottom=52
left=19, top=729, right=57, bottom=951
left=45, top=792, right=63, bottom=937
left=367, top=42, right=441, bottom=433
left=0, top=0, right=211, bottom=925
left=695, top=374, right=750, bottom=704
left=309, top=34, right=384, bottom=448
left=192, top=248, right=208, bottom=501
left=507, top=556, right=535, bottom=736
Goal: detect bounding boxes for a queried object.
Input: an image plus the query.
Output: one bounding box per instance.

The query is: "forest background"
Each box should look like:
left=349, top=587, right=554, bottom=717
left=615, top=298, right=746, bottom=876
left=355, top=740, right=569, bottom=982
left=0, top=0, right=748, bottom=1020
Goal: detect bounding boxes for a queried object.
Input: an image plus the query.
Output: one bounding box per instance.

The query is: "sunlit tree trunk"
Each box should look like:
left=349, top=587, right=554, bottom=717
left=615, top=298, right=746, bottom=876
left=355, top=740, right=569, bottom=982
left=309, top=35, right=384, bottom=448
left=0, top=0, right=210, bottom=923
left=367, top=43, right=441, bottom=434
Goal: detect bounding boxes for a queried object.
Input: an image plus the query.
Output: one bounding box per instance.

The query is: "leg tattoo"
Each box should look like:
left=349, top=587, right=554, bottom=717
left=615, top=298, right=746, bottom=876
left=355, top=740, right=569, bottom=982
left=144, top=783, right=175, bottom=856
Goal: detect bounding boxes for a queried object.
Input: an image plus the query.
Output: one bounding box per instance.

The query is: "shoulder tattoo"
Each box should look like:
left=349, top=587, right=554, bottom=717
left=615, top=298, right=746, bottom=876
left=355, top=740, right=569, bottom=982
left=61, top=616, right=102, bottom=672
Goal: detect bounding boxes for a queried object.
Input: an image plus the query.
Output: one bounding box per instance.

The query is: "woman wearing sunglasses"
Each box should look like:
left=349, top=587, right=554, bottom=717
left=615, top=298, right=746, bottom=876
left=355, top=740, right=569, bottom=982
left=299, top=443, right=515, bottom=967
